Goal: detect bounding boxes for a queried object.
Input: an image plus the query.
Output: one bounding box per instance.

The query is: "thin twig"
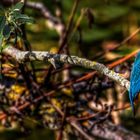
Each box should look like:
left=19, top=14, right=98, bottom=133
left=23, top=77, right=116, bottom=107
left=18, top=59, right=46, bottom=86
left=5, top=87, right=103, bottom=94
left=93, top=27, right=140, bottom=59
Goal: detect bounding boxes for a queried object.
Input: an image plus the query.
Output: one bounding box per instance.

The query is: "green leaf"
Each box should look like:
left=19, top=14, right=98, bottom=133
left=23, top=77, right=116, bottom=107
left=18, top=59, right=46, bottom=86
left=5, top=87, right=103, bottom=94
left=12, top=11, right=21, bottom=18
left=0, top=16, right=6, bottom=33
left=0, top=5, right=4, bottom=10
left=11, top=2, right=24, bottom=12
left=15, top=14, right=29, bottom=19
left=16, top=14, right=34, bottom=23
left=0, top=5, right=4, bottom=16
left=0, top=34, right=3, bottom=46
left=3, top=24, right=11, bottom=39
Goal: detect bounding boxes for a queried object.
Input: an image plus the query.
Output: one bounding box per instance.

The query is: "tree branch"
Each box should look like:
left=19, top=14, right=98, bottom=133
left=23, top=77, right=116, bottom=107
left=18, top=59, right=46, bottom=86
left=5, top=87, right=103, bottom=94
left=26, top=1, right=65, bottom=35
left=90, top=120, right=140, bottom=140
left=3, top=46, right=130, bottom=90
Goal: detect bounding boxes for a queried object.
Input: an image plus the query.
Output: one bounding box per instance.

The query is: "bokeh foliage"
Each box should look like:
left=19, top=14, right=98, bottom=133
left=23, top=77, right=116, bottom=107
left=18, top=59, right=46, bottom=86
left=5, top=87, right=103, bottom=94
left=1, top=0, right=140, bottom=140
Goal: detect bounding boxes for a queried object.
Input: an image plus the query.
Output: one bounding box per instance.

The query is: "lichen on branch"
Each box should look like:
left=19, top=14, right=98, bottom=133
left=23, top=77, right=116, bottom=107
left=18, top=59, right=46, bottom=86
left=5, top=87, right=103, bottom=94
left=3, top=46, right=130, bottom=90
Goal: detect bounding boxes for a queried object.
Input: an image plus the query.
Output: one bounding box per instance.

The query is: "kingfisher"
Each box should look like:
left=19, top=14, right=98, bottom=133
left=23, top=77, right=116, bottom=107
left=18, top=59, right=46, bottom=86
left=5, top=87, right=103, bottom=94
left=129, top=51, right=140, bottom=115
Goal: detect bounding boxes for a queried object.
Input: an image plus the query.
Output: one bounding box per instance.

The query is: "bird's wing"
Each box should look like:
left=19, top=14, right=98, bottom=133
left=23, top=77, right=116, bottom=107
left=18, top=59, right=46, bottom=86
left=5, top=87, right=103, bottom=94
left=130, top=62, right=140, bottom=83
left=129, top=78, right=140, bottom=115
left=130, top=80, right=140, bottom=98
left=130, top=62, right=140, bottom=98
left=129, top=52, right=140, bottom=115
left=134, top=51, right=140, bottom=64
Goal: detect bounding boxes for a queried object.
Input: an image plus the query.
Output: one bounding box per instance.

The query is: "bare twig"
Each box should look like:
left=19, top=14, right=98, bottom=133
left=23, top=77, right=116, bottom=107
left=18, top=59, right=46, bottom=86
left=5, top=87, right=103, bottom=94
left=50, top=100, right=94, bottom=140
left=26, top=1, right=65, bottom=35
left=93, top=27, right=140, bottom=59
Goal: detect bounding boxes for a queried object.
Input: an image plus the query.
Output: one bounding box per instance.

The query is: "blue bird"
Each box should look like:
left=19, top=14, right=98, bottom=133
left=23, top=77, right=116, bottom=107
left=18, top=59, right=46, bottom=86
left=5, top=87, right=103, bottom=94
left=129, top=51, right=140, bottom=115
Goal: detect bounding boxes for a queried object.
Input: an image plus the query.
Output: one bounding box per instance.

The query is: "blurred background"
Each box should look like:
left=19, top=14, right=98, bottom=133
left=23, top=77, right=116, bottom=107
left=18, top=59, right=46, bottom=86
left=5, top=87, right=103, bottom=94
left=1, top=0, right=140, bottom=139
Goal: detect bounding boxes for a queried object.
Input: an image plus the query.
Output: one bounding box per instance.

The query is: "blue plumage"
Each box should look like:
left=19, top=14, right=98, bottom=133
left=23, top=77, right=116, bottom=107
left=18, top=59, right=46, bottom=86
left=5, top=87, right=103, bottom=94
left=129, top=51, right=140, bottom=115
